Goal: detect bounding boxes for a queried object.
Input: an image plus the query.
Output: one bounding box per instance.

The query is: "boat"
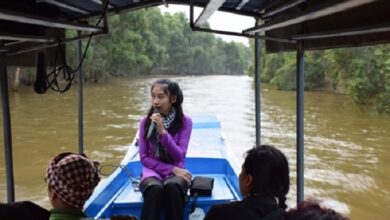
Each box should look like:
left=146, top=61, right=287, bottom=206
left=84, top=114, right=242, bottom=219
left=1, top=1, right=389, bottom=219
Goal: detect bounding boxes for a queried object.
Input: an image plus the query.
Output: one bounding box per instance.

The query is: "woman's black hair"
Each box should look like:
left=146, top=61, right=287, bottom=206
left=144, top=79, right=184, bottom=138
left=243, top=144, right=290, bottom=210
left=284, top=200, right=350, bottom=220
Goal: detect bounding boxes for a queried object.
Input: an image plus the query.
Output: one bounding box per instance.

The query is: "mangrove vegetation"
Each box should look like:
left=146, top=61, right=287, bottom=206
left=248, top=42, right=390, bottom=113
left=11, top=8, right=390, bottom=113
left=70, top=8, right=250, bottom=80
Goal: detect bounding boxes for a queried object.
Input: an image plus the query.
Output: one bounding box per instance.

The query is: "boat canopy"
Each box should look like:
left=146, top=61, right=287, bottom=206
left=0, top=0, right=389, bottom=64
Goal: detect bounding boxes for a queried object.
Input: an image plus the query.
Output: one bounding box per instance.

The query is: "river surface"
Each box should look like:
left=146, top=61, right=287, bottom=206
left=0, top=75, right=389, bottom=219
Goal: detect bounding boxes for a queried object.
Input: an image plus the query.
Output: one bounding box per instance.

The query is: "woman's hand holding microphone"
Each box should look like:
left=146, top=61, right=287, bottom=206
left=149, top=113, right=167, bottom=135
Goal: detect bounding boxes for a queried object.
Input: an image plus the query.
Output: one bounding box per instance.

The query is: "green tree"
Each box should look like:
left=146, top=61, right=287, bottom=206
left=62, top=8, right=250, bottom=81
left=248, top=39, right=390, bottom=113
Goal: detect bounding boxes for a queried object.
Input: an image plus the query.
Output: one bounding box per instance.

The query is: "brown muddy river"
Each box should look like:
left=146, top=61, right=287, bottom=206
left=1, top=75, right=389, bottom=219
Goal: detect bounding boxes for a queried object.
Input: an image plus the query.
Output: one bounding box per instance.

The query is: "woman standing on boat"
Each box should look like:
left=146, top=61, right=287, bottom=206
left=139, top=79, right=192, bottom=220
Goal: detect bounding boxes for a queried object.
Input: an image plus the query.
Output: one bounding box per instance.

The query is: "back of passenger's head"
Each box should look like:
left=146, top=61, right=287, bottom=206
left=284, top=200, right=349, bottom=220
left=243, top=145, right=290, bottom=209
left=45, top=152, right=100, bottom=209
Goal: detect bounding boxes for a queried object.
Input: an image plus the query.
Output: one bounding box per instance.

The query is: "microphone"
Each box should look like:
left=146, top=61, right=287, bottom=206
left=147, top=108, right=160, bottom=140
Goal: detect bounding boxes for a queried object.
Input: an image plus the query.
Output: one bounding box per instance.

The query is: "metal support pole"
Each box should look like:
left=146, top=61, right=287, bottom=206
left=254, top=22, right=261, bottom=147
left=190, top=0, right=194, bottom=28
left=296, top=39, right=305, bottom=204
left=102, top=0, right=109, bottom=34
left=77, top=31, right=84, bottom=154
left=0, top=43, right=15, bottom=203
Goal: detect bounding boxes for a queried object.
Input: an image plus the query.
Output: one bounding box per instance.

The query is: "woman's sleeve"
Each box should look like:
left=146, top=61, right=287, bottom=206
left=160, top=116, right=193, bottom=163
left=139, top=118, right=174, bottom=176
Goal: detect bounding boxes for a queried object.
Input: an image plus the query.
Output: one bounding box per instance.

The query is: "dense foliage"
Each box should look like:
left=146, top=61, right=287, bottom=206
left=16, top=7, right=389, bottom=113
left=248, top=41, right=390, bottom=113
left=67, top=8, right=250, bottom=81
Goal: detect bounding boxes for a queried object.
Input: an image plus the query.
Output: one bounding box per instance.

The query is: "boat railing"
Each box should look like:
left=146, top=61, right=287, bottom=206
left=99, top=164, right=140, bottom=189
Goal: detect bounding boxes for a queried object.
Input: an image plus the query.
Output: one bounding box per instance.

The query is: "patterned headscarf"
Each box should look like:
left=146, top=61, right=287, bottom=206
left=45, top=152, right=100, bottom=209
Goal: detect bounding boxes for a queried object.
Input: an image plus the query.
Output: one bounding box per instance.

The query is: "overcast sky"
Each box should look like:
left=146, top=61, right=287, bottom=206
left=158, top=4, right=254, bottom=46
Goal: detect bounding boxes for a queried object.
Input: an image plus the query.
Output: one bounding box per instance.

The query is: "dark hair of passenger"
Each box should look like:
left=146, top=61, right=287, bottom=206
left=144, top=79, right=184, bottom=137
left=243, top=145, right=290, bottom=209
left=284, top=200, right=350, bottom=220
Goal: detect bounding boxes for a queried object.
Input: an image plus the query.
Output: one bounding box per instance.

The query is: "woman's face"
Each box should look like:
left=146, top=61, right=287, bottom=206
left=239, top=165, right=252, bottom=197
left=151, top=84, right=176, bottom=116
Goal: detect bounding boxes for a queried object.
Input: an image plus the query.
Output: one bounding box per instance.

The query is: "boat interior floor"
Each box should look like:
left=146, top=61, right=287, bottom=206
left=112, top=173, right=236, bottom=215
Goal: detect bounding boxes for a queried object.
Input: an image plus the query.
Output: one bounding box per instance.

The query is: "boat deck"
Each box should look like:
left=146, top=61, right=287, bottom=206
left=84, top=114, right=242, bottom=219
left=111, top=173, right=236, bottom=216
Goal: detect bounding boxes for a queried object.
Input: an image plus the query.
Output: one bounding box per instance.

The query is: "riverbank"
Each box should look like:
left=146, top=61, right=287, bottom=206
left=1, top=76, right=389, bottom=219
left=11, top=70, right=390, bottom=115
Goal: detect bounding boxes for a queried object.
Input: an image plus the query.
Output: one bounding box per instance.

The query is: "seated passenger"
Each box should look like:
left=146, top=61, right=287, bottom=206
left=45, top=152, right=100, bottom=220
left=110, top=215, right=138, bottom=220
left=284, top=200, right=350, bottom=220
left=205, top=145, right=290, bottom=220
left=138, top=79, right=193, bottom=220
left=0, top=201, right=49, bottom=220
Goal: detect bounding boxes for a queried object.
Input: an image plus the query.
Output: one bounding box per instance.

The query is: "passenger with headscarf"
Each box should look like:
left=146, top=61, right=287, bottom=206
left=45, top=152, right=100, bottom=220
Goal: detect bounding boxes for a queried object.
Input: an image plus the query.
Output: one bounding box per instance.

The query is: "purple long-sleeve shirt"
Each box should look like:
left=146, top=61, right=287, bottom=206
left=139, top=115, right=192, bottom=181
